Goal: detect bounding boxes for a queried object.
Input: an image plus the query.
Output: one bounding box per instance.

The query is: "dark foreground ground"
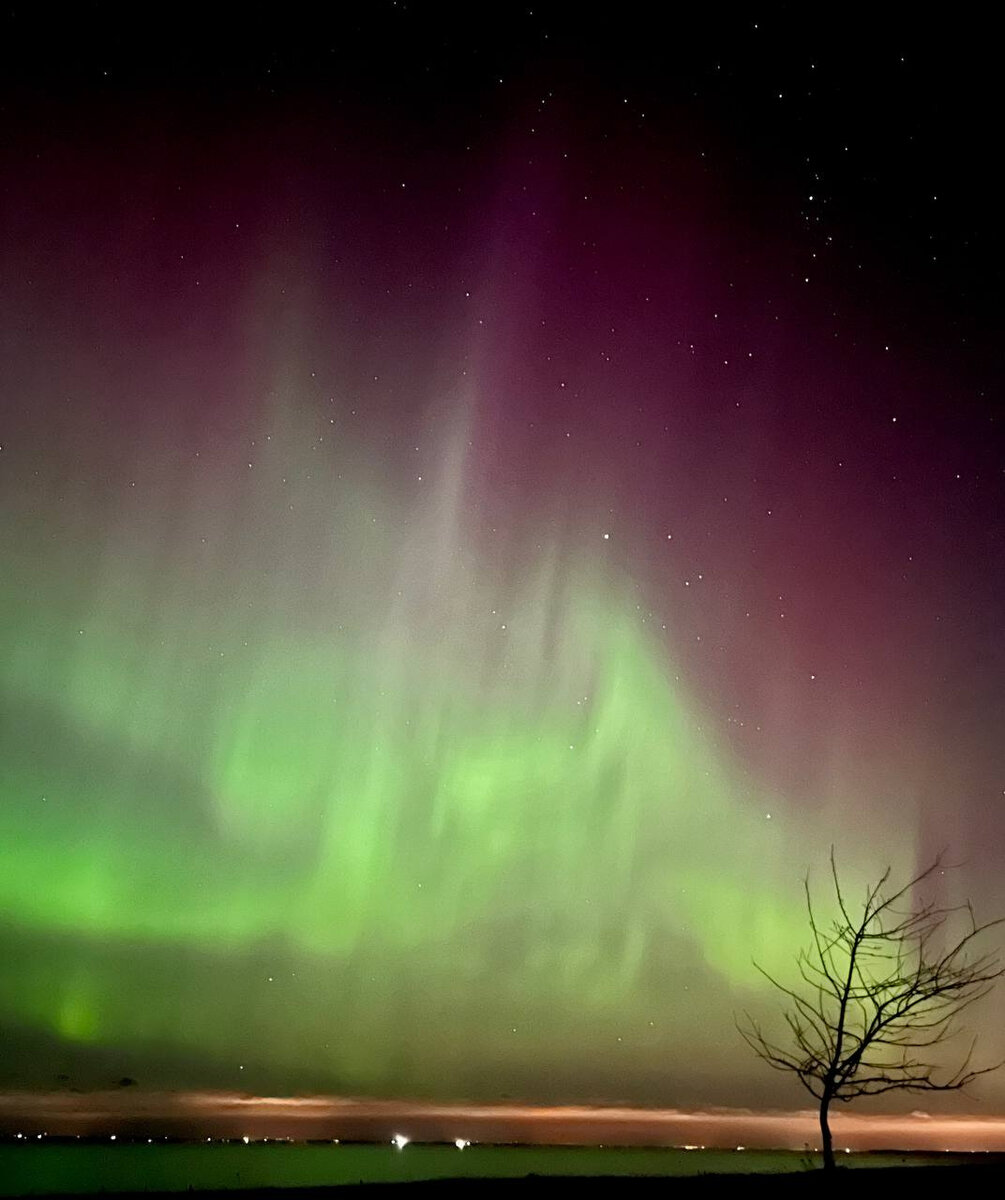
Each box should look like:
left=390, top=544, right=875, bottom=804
left=17, top=1164, right=1005, bottom=1199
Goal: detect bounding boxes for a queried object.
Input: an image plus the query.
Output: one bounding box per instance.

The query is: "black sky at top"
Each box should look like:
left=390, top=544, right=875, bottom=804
left=3, top=4, right=1002, bottom=369
left=1, top=2, right=1000, bottom=510
left=2, top=4, right=1002, bottom=610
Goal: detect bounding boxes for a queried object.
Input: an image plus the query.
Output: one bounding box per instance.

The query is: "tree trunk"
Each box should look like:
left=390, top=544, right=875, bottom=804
left=819, top=1093, right=835, bottom=1171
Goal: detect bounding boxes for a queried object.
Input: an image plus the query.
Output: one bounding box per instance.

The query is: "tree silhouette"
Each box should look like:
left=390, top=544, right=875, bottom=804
left=739, top=850, right=1004, bottom=1170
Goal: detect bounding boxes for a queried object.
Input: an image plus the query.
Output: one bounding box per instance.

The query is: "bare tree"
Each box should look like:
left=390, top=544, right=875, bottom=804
left=739, top=850, right=1003, bottom=1170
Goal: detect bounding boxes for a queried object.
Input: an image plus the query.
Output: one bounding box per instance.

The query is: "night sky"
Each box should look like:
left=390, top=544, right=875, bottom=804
left=1, top=4, right=1003, bottom=1112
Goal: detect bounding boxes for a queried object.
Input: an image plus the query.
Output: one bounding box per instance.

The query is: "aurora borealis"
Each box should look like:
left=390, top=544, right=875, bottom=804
left=1, top=6, right=1003, bottom=1113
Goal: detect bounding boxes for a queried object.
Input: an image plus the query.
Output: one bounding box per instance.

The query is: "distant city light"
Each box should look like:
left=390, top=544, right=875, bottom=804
left=454, top=1138, right=470, bottom=1150
left=392, top=1133, right=410, bottom=1150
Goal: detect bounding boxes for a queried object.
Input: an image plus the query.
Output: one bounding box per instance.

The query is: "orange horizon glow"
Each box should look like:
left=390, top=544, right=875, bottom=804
left=2, top=1091, right=1005, bottom=1153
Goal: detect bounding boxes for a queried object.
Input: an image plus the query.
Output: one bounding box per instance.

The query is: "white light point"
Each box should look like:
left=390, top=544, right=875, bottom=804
left=455, top=1138, right=470, bottom=1150
left=392, top=1133, right=410, bottom=1151
left=243, top=1136, right=250, bottom=1145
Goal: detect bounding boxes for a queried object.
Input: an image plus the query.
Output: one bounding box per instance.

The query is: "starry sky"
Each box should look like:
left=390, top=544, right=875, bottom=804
left=0, top=4, right=1003, bottom=1111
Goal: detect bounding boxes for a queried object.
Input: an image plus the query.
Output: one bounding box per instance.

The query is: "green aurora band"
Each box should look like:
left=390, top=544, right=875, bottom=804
left=0, top=378, right=917, bottom=1101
